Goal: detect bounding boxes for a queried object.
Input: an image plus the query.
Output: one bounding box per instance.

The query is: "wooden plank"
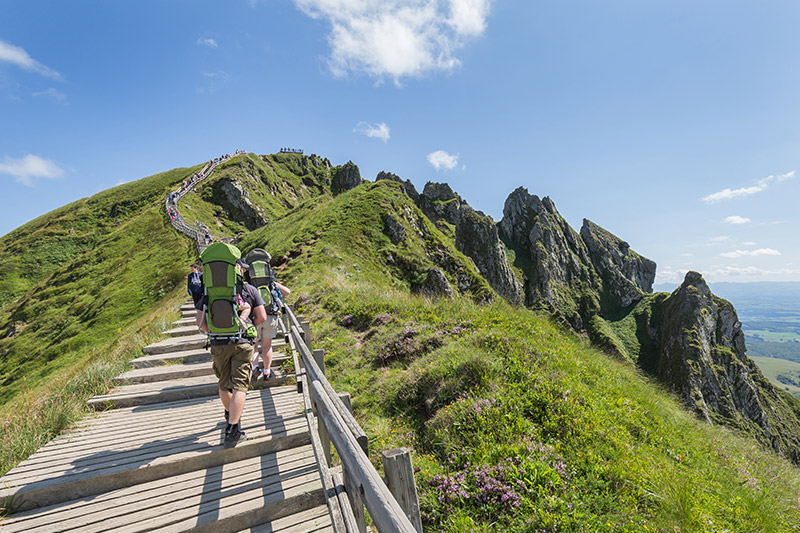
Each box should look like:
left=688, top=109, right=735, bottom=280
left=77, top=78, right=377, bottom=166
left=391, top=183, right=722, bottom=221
left=130, top=348, right=211, bottom=368
left=163, top=325, right=200, bottom=338
left=382, top=449, right=423, bottom=532
left=0, top=387, right=310, bottom=511
left=2, top=447, right=321, bottom=532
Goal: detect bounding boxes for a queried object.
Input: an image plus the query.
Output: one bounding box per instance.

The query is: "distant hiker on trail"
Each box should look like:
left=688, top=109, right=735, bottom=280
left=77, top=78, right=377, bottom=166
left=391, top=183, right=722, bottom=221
left=187, top=264, right=203, bottom=306
left=196, top=249, right=266, bottom=446
left=243, top=249, right=290, bottom=381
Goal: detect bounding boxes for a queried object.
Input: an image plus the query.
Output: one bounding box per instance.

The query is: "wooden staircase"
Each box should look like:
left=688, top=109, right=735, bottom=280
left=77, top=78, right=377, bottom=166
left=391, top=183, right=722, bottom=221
left=0, top=302, right=332, bottom=532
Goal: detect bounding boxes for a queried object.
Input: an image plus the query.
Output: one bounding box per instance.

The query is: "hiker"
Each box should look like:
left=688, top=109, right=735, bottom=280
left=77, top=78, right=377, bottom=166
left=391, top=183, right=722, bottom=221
left=254, top=278, right=290, bottom=380
left=196, top=252, right=266, bottom=445
left=187, top=264, right=203, bottom=306
left=243, top=248, right=291, bottom=381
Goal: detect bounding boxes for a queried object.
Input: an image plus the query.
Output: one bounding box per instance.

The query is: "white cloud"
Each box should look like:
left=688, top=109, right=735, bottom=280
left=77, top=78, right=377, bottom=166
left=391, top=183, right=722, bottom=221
left=0, top=154, right=65, bottom=186
left=32, top=87, right=67, bottom=103
left=0, top=40, right=62, bottom=80
left=719, top=248, right=781, bottom=259
left=708, top=236, right=733, bottom=244
left=197, top=38, right=219, bottom=48
left=427, top=150, right=459, bottom=170
left=354, top=121, right=391, bottom=142
left=680, top=253, right=694, bottom=257
left=197, top=71, right=229, bottom=94
left=723, top=215, right=750, bottom=225
left=293, top=0, right=492, bottom=83
left=702, top=170, right=795, bottom=203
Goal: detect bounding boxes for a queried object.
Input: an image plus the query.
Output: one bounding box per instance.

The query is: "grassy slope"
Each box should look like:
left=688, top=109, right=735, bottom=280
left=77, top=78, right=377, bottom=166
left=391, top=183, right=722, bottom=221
left=177, top=153, right=331, bottom=239
left=238, top=182, right=800, bottom=531
left=752, top=356, right=800, bottom=399
left=0, top=165, right=202, bottom=307
left=0, top=167, right=199, bottom=408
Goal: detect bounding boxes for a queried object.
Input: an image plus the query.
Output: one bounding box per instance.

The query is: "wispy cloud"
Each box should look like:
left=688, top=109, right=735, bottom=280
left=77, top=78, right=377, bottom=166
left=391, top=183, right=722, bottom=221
left=197, top=38, right=219, bottom=48
left=0, top=154, right=65, bottom=186
left=0, top=40, right=62, bottom=80
left=723, top=215, right=750, bottom=225
left=702, top=170, right=795, bottom=203
left=293, top=0, right=492, bottom=84
left=427, top=150, right=459, bottom=171
left=708, top=236, right=733, bottom=244
left=720, top=248, right=781, bottom=259
left=197, top=71, right=229, bottom=94
left=354, top=121, right=391, bottom=143
left=32, top=87, right=67, bottom=103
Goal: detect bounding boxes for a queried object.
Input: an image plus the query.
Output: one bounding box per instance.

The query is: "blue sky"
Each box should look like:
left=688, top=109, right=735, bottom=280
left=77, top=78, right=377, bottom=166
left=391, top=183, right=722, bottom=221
left=2, top=0, right=799, bottom=285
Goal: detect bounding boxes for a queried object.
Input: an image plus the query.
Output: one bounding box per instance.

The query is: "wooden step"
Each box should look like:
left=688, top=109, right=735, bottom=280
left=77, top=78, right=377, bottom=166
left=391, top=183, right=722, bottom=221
left=130, top=348, right=212, bottom=369
left=0, top=388, right=310, bottom=513
left=90, top=371, right=294, bottom=409
left=115, top=355, right=292, bottom=385
left=143, top=334, right=208, bottom=355
left=172, top=317, right=197, bottom=327
left=163, top=325, right=201, bottom=338
left=143, top=336, right=288, bottom=356
left=1, top=448, right=329, bottom=532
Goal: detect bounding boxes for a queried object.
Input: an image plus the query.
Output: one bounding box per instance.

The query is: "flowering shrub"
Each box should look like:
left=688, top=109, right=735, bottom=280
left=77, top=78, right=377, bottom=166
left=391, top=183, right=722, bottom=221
left=424, top=446, right=569, bottom=527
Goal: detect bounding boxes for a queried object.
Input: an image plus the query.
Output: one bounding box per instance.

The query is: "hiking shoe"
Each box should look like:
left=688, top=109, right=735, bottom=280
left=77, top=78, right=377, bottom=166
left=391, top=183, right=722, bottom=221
left=224, top=426, right=246, bottom=446
left=261, top=369, right=273, bottom=381
left=251, top=365, right=263, bottom=380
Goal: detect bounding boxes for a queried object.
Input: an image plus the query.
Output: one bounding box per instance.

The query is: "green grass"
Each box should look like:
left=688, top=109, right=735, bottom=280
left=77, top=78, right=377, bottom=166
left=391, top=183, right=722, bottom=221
left=747, top=330, right=800, bottom=342
left=752, top=356, right=800, bottom=399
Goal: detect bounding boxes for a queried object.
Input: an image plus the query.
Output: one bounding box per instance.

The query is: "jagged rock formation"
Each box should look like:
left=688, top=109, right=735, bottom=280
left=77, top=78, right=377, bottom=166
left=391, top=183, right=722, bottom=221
left=331, top=161, right=363, bottom=195
left=383, top=214, right=406, bottom=244
left=417, top=183, right=523, bottom=305
left=581, top=219, right=656, bottom=311
left=499, top=187, right=603, bottom=328
left=376, top=171, right=419, bottom=201
left=642, top=272, right=800, bottom=461
left=499, top=187, right=656, bottom=328
left=212, top=178, right=267, bottom=230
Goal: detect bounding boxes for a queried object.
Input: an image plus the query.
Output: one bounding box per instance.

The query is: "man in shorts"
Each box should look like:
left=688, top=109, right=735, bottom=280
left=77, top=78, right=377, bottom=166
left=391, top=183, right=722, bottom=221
left=196, top=258, right=266, bottom=445
left=255, top=280, right=291, bottom=380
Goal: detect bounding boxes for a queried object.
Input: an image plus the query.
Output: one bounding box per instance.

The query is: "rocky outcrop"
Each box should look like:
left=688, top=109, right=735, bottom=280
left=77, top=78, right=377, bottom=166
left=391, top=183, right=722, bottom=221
left=498, top=187, right=657, bottom=327
left=383, top=214, right=406, bottom=244
left=376, top=171, right=419, bottom=201
left=331, top=161, right=362, bottom=195
left=645, top=272, right=800, bottom=461
left=417, top=182, right=523, bottom=306
left=581, top=219, right=656, bottom=311
left=499, top=187, right=602, bottom=328
left=212, top=178, right=267, bottom=230
left=412, top=268, right=454, bottom=299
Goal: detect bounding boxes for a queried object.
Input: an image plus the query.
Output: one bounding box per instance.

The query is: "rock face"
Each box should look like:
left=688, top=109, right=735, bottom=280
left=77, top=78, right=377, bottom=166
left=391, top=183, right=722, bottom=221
left=581, top=219, right=656, bottom=311
left=499, top=187, right=603, bottom=328
left=412, top=267, right=454, bottom=299
left=376, top=171, right=419, bottom=201
left=383, top=214, right=406, bottom=244
left=212, top=178, right=267, bottom=230
left=498, top=187, right=656, bottom=328
left=331, top=161, right=363, bottom=195
left=645, top=272, right=800, bottom=461
left=417, top=182, right=523, bottom=305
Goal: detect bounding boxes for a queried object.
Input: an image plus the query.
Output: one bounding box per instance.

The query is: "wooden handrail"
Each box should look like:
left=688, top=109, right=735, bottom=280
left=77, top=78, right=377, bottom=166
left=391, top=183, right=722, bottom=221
left=284, top=305, right=418, bottom=532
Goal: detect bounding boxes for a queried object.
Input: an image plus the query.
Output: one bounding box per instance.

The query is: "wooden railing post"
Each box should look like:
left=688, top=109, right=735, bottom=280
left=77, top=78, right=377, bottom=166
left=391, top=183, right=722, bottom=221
left=382, top=448, right=423, bottom=532
left=313, top=349, right=332, bottom=467
left=339, top=392, right=367, bottom=533
left=301, top=320, right=312, bottom=352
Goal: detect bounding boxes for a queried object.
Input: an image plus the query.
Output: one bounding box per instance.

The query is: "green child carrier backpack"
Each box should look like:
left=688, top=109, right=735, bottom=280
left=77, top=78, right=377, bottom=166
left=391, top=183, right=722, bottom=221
left=244, top=248, right=283, bottom=315
left=199, top=242, right=252, bottom=339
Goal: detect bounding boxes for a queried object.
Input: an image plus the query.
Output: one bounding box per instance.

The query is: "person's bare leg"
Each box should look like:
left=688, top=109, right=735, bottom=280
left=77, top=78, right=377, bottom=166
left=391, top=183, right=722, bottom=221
left=218, top=388, right=231, bottom=410
left=262, top=337, right=273, bottom=377
left=227, top=390, right=246, bottom=424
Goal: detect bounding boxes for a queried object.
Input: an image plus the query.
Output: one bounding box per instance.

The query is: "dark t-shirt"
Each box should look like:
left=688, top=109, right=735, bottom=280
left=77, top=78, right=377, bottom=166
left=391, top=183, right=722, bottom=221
left=196, top=283, right=265, bottom=346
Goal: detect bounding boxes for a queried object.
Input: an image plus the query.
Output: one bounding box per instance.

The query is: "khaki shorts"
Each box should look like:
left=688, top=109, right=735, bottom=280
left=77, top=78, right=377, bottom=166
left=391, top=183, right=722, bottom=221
left=257, top=314, right=280, bottom=340
left=210, top=343, right=254, bottom=393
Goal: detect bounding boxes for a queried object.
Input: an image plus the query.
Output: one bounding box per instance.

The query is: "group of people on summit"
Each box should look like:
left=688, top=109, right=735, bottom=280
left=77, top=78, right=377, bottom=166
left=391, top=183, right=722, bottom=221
left=188, top=245, right=290, bottom=445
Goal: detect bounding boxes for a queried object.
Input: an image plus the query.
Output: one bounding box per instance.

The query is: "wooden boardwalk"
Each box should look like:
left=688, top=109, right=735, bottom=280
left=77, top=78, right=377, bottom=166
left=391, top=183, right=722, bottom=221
left=0, top=302, right=333, bottom=532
